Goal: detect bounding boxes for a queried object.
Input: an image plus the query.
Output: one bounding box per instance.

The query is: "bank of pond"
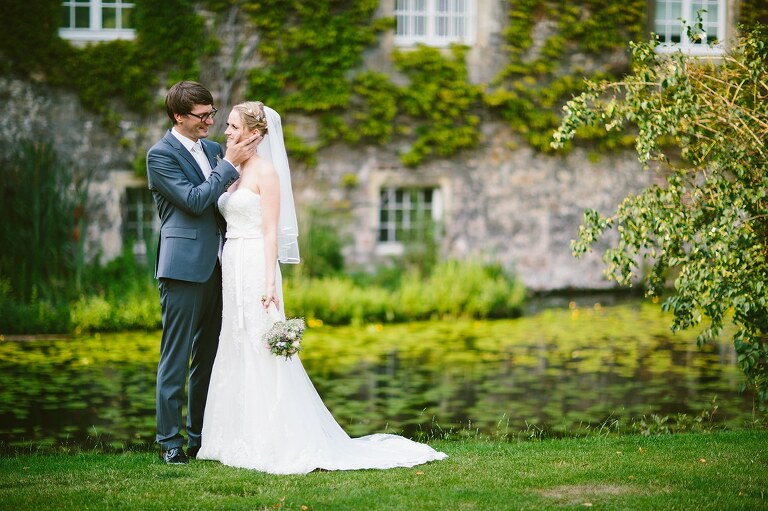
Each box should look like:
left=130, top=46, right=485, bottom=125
left=0, top=299, right=760, bottom=450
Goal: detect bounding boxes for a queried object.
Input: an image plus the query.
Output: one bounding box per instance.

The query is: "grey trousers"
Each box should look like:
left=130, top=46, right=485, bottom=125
left=156, top=264, right=222, bottom=450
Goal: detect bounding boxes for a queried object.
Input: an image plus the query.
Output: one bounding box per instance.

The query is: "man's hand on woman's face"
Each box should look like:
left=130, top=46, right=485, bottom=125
left=225, top=132, right=263, bottom=168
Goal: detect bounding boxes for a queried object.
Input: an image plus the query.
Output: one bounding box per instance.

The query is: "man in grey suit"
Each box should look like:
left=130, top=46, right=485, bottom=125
left=147, top=81, right=260, bottom=464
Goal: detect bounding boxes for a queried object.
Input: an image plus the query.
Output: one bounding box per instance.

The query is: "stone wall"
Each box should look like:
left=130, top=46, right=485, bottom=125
left=309, top=122, right=652, bottom=291
left=1, top=77, right=150, bottom=263
left=1, top=75, right=652, bottom=292
left=0, top=0, right=657, bottom=291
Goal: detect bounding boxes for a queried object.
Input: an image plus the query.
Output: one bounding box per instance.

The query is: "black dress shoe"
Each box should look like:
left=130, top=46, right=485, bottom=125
left=187, top=446, right=200, bottom=459
left=162, top=447, right=189, bottom=465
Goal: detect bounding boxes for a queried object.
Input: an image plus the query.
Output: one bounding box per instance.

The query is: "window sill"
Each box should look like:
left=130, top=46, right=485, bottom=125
left=393, top=37, right=474, bottom=48
left=375, top=243, right=405, bottom=256
left=654, top=44, right=725, bottom=57
left=59, top=28, right=136, bottom=44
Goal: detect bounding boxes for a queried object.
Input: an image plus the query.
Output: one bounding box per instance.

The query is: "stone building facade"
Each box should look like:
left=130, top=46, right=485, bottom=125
left=3, top=0, right=741, bottom=291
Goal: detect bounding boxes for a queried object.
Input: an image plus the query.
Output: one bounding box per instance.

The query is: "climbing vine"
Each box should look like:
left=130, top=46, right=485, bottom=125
left=242, top=0, right=385, bottom=113
left=2, top=0, right=767, bottom=165
left=739, top=0, right=768, bottom=28
left=486, top=0, right=646, bottom=153
left=2, top=0, right=205, bottom=130
left=323, top=45, right=483, bottom=167
left=391, top=45, right=483, bottom=166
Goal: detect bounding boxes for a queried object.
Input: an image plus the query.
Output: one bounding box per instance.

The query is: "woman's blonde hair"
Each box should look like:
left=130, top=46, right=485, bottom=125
left=233, top=101, right=268, bottom=136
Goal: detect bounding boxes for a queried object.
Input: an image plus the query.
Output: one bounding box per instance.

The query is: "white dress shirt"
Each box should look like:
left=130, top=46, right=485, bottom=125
left=171, top=128, right=213, bottom=179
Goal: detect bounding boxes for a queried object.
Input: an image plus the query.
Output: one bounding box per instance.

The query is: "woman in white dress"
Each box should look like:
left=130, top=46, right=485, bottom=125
left=197, top=102, right=447, bottom=474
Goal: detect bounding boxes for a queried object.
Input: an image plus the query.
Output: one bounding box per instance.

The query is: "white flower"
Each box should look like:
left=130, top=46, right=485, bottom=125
left=262, top=317, right=306, bottom=359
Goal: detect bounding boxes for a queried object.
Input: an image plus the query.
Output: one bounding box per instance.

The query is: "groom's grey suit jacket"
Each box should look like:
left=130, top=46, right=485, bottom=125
left=147, top=130, right=240, bottom=282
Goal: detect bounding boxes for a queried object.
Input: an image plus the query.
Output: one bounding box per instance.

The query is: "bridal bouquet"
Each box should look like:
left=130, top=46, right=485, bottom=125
left=263, top=303, right=306, bottom=359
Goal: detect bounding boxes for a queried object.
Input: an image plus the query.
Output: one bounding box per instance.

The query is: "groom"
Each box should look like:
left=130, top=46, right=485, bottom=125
left=147, top=81, right=260, bottom=464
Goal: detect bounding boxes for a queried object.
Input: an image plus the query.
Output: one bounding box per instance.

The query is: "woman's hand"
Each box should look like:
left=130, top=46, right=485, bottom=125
left=260, top=286, right=279, bottom=311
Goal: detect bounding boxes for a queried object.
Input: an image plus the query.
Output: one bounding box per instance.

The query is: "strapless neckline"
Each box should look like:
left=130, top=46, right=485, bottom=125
left=227, top=188, right=261, bottom=199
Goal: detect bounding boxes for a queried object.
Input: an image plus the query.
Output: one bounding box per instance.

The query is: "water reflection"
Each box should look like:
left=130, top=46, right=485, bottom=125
left=0, top=301, right=753, bottom=448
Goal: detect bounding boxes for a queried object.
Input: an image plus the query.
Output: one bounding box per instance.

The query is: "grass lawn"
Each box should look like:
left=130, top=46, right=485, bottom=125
left=1, top=431, right=766, bottom=510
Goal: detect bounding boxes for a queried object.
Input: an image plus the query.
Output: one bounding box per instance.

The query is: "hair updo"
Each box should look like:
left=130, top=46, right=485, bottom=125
left=233, top=101, right=268, bottom=136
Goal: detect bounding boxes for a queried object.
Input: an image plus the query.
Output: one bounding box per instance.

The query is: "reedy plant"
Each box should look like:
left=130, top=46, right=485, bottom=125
left=552, top=25, right=768, bottom=409
left=0, top=141, right=92, bottom=303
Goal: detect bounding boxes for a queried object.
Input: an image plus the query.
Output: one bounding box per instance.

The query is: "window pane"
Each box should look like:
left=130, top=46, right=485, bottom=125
left=103, top=8, right=117, bottom=29
left=691, top=0, right=710, bottom=12
left=396, top=14, right=408, bottom=36
left=122, top=8, right=134, bottom=29
left=124, top=187, right=159, bottom=261
left=61, top=6, right=72, bottom=28
left=396, top=0, right=470, bottom=44
left=75, top=6, right=90, bottom=28
left=655, top=0, right=724, bottom=50
left=414, top=15, right=426, bottom=36
left=379, top=186, right=440, bottom=245
left=437, top=16, right=447, bottom=37
left=455, top=16, right=464, bottom=37
left=669, top=26, right=682, bottom=44
left=670, top=1, right=682, bottom=19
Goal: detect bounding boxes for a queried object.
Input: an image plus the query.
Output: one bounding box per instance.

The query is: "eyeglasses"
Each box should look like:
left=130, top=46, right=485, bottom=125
left=187, top=107, right=218, bottom=122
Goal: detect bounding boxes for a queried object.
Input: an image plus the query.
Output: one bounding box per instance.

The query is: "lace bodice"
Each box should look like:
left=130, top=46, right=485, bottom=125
left=218, top=189, right=262, bottom=238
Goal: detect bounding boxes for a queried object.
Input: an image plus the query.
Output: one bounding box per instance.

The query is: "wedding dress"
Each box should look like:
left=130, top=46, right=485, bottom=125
left=198, top=188, right=447, bottom=474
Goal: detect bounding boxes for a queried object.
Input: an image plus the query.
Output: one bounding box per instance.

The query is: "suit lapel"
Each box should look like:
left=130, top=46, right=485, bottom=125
left=201, top=140, right=220, bottom=170
left=163, top=131, right=205, bottom=183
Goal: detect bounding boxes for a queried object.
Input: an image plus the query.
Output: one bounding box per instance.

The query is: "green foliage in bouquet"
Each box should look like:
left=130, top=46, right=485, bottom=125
left=264, top=317, right=306, bottom=359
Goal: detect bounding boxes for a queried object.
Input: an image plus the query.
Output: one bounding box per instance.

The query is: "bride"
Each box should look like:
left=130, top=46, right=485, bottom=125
left=197, top=101, right=447, bottom=474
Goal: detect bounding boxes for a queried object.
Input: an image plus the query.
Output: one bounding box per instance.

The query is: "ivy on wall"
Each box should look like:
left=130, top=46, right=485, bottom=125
left=234, top=0, right=386, bottom=163
left=325, top=45, right=483, bottom=167
left=391, top=45, right=483, bottom=166
left=486, top=0, right=646, bottom=153
left=241, top=0, right=385, bottom=113
left=1, top=0, right=65, bottom=78
left=237, top=0, right=647, bottom=164
left=2, top=0, right=766, bottom=165
left=236, top=1, right=483, bottom=166
left=1, top=0, right=205, bottom=130
left=739, top=0, right=768, bottom=27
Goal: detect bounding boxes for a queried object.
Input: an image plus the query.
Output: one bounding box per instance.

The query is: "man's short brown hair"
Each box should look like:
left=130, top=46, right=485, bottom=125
left=165, top=81, right=214, bottom=124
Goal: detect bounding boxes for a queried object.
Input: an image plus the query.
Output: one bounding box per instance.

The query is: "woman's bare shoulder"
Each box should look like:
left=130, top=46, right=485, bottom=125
left=250, top=160, right=278, bottom=191
left=240, top=156, right=274, bottom=177
left=253, top=157, right=277, bottom=177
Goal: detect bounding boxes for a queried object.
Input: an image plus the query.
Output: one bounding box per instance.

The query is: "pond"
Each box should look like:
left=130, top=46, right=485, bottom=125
left=0, top=298, right=756, bottom=450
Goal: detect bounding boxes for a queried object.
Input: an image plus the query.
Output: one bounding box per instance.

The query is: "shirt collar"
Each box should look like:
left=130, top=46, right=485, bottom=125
left=171, top=127, right=201, bottom=153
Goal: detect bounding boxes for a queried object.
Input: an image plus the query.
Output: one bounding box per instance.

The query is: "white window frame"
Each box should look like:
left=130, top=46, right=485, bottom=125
left=394, top=0, right=476, bottom=47
left=654, top=0, right=726, bottom=56
left=59, top=0, right=136, bottom=43
left=123, top=186, right=159, bottom=262
left=377, top=186, right=442, bottom=254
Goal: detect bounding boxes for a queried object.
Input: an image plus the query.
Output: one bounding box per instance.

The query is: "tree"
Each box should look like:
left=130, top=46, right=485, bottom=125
left=552, top=25, right=768, bottom=410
